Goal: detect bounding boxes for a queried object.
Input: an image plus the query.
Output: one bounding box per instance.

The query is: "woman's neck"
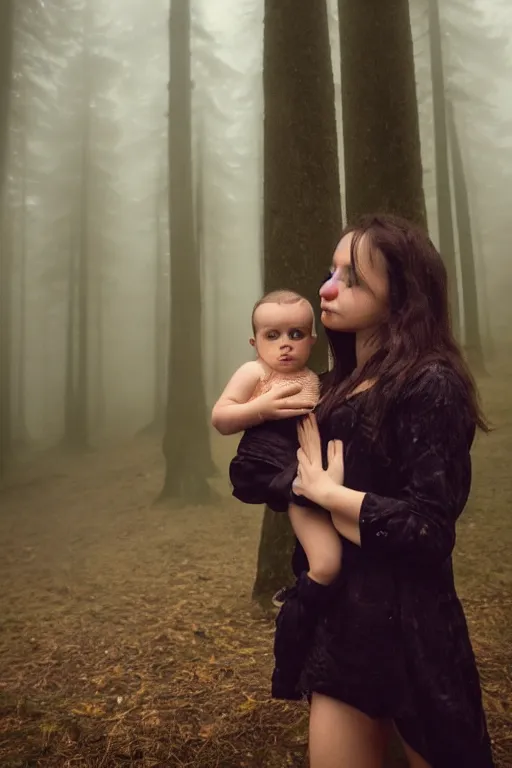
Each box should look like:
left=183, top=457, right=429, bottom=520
left=355, top=328, right=381, bottom=370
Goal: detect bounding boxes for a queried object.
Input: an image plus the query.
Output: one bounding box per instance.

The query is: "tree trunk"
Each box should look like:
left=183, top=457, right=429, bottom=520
left=138, top=162, right=168, bottom=437
left=446, top=101, right=486, bottom=374
left=195, top=119, right=218, bottom=477
left=75, top=48, right=91, bottom=450
left=64, top=224, right=77, bottom=444
left=339, top=0, right=426, bottom=229
left=154, top=179, right=167, bottom=428
left=14, top=125, right=29, bottom=449
left=161, top=0, right=216, bottom=503
left=91, top=179, right=106, bottom=438
left=62, top=4, right=93, bottom=451
left=253, top=0, right=342, bottom=607
left=0, top=0, right=14, bottom=479
left=428, top=0, right=460, bottom=338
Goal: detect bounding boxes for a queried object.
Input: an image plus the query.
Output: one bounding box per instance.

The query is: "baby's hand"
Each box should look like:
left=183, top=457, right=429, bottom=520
left=257, top=383, right=316, bottom=422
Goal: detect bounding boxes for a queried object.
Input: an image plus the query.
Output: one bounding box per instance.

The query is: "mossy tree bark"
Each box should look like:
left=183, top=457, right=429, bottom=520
left=253, top=0, right=342, bottom=608
left=339, top=0, right=427, bottom=231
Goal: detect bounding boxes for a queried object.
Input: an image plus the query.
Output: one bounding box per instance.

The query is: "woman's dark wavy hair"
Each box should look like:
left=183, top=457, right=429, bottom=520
left=316, top=213, right=488, bottom=437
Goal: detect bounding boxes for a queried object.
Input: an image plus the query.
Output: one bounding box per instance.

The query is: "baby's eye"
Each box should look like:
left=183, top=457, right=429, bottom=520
left=289, top=329, right=305, bottom=340
left=265, top=330, right=279, bottom=340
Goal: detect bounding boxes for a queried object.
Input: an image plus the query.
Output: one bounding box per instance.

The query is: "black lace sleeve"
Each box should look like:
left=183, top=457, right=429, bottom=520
left=359, top=365, right=475, bottom=567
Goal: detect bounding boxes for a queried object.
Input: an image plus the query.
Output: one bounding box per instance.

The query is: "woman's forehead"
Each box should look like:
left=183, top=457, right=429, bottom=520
left=333, top=232, right=382, bottom=269
left=333, top=232, right=362, bottom=266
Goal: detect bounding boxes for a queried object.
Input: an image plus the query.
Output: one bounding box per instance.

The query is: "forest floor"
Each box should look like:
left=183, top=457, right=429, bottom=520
left=0, top=363, right=510, bottom=768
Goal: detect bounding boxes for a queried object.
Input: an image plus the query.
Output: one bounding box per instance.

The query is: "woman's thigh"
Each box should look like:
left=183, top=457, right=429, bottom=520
left=309, top=693, right=388, bottom=768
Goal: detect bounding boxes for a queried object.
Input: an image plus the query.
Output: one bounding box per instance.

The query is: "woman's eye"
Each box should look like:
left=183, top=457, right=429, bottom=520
left=345, top=267, right=359, bottom=287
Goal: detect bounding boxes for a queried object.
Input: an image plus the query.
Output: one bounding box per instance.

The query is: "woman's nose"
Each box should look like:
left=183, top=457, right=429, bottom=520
left=319, top=274, right=339, bottom=301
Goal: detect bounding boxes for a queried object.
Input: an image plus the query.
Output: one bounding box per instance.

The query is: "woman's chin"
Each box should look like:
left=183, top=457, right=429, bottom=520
left=321, top=310, right=345, bottom=330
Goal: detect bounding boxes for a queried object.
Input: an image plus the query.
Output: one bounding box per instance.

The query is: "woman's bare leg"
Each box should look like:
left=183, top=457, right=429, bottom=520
left=309, top=693, right=388, bottom=768
left=289, top=503, right=342, bottom=585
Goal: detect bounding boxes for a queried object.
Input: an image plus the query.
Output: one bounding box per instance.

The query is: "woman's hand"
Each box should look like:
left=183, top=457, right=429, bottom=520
left=292, top=414, right=343, bottom=504
left=326, top=438, right=344, bottom=486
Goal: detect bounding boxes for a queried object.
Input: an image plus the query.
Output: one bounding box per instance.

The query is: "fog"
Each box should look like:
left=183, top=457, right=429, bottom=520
left=0, top=1, right=510, bottom=766
left=2, top=0, right=512, bottom=446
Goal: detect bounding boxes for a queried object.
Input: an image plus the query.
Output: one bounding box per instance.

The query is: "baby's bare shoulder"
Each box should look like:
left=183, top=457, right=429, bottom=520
left=239, top=360, right=264, bottom=375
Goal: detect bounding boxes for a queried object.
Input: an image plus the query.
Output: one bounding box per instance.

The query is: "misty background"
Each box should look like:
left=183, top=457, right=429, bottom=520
left=2, top=0, right=511, bottom=451
left=0, top=1, right=511, bottom=766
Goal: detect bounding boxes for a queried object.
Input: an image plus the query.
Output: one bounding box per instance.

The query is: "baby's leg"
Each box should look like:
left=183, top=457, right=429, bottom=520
left=289, top=503, right=342, bottom=586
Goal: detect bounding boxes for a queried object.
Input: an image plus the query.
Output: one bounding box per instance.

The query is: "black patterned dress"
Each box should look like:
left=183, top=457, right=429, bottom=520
left=229, top=363, right=495, bottom=768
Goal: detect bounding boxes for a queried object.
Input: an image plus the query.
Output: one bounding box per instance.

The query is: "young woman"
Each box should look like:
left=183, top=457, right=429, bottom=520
left=229, top=214, right=495, bottom=768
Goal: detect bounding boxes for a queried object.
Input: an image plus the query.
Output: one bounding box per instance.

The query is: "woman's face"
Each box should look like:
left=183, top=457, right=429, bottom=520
left=319, top=232, right=390, bottom=334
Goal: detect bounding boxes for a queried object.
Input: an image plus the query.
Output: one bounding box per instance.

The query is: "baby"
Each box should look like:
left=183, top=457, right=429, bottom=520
left=211, top=289, right=343, bottom=602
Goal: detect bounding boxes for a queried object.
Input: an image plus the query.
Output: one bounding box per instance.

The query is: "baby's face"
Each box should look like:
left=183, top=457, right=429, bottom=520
left=250, top=301, right=316, bottom=373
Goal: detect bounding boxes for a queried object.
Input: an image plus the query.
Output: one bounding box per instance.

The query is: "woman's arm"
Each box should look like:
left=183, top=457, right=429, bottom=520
left=298, top=368, right=473, bottom=566
left=311, top=483, right=364, bottom=545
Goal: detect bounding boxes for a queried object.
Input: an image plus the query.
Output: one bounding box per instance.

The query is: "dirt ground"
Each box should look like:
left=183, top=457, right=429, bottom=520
left=0, top=364, right=510, bottom=768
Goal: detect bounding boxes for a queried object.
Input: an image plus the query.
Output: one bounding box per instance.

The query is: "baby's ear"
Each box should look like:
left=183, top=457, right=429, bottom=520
left=249, top=337, right=256, bottom=347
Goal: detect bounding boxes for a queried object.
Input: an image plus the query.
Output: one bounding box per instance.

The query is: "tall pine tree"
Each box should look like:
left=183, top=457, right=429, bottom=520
left=161, top=0, right=216, bottom=503
left=253, top=0, right=342, bottom=606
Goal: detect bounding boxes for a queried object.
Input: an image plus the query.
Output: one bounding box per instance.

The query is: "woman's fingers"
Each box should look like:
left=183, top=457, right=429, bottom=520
left=328, top=439, right=343, bottom=459
left=305, top=412, right=322, bottom=453
left=297, top=415, right=322, bottom=467
left=297, top=420, right=312, bottom=457
left=308, top=411, right=319, bottom=430
left=326, top=439, right=344, bottom=485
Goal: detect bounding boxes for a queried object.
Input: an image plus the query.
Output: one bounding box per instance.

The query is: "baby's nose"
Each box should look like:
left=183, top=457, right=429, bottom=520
left=319, top=274, right=339, bottom=300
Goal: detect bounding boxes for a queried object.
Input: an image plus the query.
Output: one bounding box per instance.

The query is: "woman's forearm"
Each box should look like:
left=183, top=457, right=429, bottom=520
left=314, top=479, right=366, bottom=547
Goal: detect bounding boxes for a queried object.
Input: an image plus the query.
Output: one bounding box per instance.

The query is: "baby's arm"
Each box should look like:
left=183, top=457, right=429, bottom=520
left=211, top=361, right=265, bottom=436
